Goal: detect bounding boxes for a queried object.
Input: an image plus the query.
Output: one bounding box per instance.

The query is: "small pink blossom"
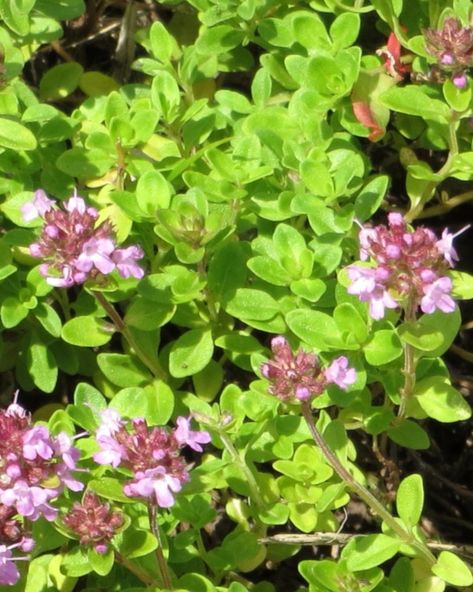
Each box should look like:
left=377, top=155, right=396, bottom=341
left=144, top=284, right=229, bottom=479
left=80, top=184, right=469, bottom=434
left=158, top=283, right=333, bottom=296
left=325, top=357, right=357, bottom=390
left=22, top=426, right=54, bottom=461
left=174, top=417, right=211, bottom=452
left=0, top=481, right=57, bottom=522
left=0, top=544, right=21, bottom=586
left=421, top=276, right=456, bottom=314
left=21, top=190, right=54, bottom=222
left=123, top=467, right=183, bottom=508
left=112, top=246, right=145, bottom=279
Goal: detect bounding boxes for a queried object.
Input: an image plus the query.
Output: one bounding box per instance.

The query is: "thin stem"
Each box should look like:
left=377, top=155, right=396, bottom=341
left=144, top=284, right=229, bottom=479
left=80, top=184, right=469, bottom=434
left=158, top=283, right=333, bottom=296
left=405, top=117, right=459, bottom=222
left=300, top=403, right=436, bottom=567
left=93, top=290, right=166, bottom=380
left=218, top=430, right=264, bottom=508
left=148, top=504, right=174, bottom=590
left=397, top=306, right=417, bottom=421
left=415, top=190, right=473, bottom=219
left=54, top=288, right=71, bottom=321
left=115, top=552, right=157, bottom=586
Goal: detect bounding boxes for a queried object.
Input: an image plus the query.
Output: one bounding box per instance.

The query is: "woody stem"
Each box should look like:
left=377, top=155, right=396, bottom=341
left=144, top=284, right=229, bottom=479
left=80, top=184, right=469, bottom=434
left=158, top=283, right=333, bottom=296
left=300, top=402, right=436, bottom=567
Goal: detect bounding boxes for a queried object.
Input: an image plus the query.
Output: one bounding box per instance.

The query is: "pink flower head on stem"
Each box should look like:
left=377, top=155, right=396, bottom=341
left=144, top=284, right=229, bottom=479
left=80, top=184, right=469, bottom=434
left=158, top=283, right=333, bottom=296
left=261, top=337, right=356, bottom=403
left=23, top=189, right=144, bottom=287
left=0, top=395, right=83, bottom=524
left=93, top=410, right=209, bottom=508
left=347, top=214, right=468, bottom=319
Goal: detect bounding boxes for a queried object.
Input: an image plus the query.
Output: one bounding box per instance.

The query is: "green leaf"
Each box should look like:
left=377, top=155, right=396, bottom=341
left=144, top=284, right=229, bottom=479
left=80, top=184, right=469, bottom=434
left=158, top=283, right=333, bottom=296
left=343, top=534, right=401, bottom=571
left=291, top=11, right=331, bottom=50
left=225, top=289, right=279, bottom=321
left=34, top=303, right=62, bottom=337
left=97, top=353, right=152, bottom=387
left=56, top=147, right=115, bottom=178
left=136, top=170, right=171, bottom=214
left=35, top=0, right=85, bottom=21
left=60, top=546, right=92, bottom=577
left=0, top=0, right=35, bottom=35
left=355, top=175, right=389, bottom=222
left=443, top=78, right=471, bottom=112
left=396, top=474, right=423, bottom=527
left=149, top=20, right=175, bottom=63
left=251, top=68, right=272, bottom=107
left=379, top=86, right=451, bottom=121
left=118, top=527, right=158, bottom=559
left=62, top=316, right=114, bottom=347
left=0, top=117, right=37, bottom=150
left=151, top=71, right=181, bottom=122
left=27, top=332, right=58, bottom=393
left=74, top=382, right=106, bottom=409
left=416, top=307, right=461, bottom=356
left=364, top=330, right=403, bottom=365
left=195, top=25, right=245, bottom=55
left=334, top=302, right=368, bottom=344
left=387, top=420, right=430, bottom=450
left=414, top=376, right=472, bottom=423
left=286, top=309, right=342, bottom=350
left=88, top=547, right=114, bottom=576
left=39, top=62, right=84, bottom=101
left=1, top=296, right=29, bottom=328
left=111, top=380, right=174, bottom=425
left=330, top=12, right=360, bottom=49
left=169, top=328, right=214, bottom=378
left=124, top=297, right=175, bottom=331
left=432, top=551, right=473, bottom=586
left=397, top=320, right=443, bottom=352
left=89, top=477, right=134, bottom=503
left=79, top=71, right=120, bottom=97
left=451, top=270, right=473, bottom=299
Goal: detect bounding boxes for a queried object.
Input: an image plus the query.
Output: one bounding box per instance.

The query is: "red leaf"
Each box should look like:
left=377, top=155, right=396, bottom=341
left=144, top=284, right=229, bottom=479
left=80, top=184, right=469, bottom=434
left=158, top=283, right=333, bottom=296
left=352, top=100, right=385, bottom=142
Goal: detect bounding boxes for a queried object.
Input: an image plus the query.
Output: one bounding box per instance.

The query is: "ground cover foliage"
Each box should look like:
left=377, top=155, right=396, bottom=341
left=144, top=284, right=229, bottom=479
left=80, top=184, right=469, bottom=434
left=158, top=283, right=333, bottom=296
left=2, top=0, right=473, bottom=590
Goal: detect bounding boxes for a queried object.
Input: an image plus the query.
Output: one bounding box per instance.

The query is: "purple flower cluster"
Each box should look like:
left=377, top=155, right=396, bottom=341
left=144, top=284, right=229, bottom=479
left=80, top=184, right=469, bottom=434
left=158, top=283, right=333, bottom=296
left=424, top=17, right=473, bottom=88
left=23, top=190, right=144, bottom=288
left=93, top=410, right=210, bottom=508
left=0, top=398, right=83, bottom=585
left=261, top=336, right=356, bottom=402
left=347, top=213, right=466, bottom=320
left=62, top=491, right=124, bottom=554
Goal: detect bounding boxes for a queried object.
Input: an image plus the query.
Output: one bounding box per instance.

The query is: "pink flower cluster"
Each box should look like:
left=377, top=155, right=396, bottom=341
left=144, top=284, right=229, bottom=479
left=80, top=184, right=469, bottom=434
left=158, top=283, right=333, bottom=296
left=347, top=213, right=466, bottom=320
left=261, top=336, right=356, bottom=402
left=23, top=190, right=144, bottom=288
left=62, top=491, right=124, bottom=554
left=93, top=410, right=210, bottom=508
left=0, top=398, right=83, bottom=585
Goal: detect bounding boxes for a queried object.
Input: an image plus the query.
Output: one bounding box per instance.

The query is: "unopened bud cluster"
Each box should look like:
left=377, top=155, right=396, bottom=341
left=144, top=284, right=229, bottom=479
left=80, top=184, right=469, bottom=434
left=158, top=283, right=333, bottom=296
left=62, top=491, right=124, bottom=554
left=93, top=410, right=211, bottom=508
left=23, top=190, right=144, bottom=288
left=424, top=17, right=473, bottom=88
left=347, top=213, right=465, bottom=320
left=261, top=336, right=356, bottom=402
